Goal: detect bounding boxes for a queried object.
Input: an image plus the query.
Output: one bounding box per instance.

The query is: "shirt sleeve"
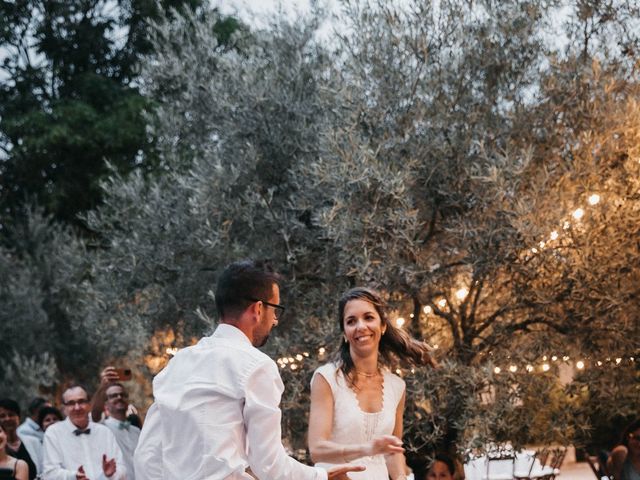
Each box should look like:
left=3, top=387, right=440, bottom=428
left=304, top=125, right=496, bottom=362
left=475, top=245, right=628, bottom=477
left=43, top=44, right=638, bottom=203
left=42, top=430, right=77, bottom=480
left=134, top=402, right=164, bottom=480
left=244, top=360, right=328, bottom=480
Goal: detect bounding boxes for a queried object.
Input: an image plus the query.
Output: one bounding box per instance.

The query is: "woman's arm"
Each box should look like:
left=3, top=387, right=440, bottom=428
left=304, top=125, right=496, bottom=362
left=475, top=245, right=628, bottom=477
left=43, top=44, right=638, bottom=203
left=15, top=459, right=29, bottom=480
left=386, top=391, right=409, bottom=480
left=607, top=445, right=628, bottom=480
left=308, top=374, right=403, bottom=464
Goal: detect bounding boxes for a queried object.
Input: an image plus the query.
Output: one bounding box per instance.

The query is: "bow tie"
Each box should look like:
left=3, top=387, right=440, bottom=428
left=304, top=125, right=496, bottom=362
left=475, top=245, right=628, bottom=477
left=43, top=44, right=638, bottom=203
left=73, top=428, right=91, bottom=436
left=118, top=421, right=131, bottom=431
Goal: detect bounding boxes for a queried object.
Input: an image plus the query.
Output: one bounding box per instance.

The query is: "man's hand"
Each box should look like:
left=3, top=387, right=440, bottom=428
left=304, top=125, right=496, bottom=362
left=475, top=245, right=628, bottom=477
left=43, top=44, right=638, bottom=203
left=102, top=454, right=117, bottom=477
left=326, top=464, right=366, bottom=479
left=76, top=465, right=89, bottom=480
left=100, top=366, right=120, bottom=386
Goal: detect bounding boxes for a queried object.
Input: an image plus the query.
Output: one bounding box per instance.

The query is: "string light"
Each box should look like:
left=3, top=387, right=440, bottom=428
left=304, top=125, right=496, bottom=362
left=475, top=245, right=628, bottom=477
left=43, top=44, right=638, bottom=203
left=396, top=317, right=406, bottom=327
left=526, top=365, right=534, bottom=372
left=296, top=354, right=303, bottom=361
left=563, top=221, right=571, bottom=230
left=318, top=347, right=326, bottom=355
left=437, top=299, right=447, bottom=308
left=542, top=363, right=550, bottom=372
left=423, top=305, right=432, bottom=314
left=409, top=313, right=414, bottom=318
left=615, top=358, right=622, bottom=364
left=509, top=365, right=518, bottom=373
left=576, top=361, right=585, bottom=369
left=551, top=355, right=558, bottom=361
left=550, top=231, right=559, bottom=240
left=456, top=288, right=469, bottom=300
left=494, top=367, right=501, bottom=374
left=572, top=208, right=585, bottom=220
left=588, top=194, right=601, bottom=205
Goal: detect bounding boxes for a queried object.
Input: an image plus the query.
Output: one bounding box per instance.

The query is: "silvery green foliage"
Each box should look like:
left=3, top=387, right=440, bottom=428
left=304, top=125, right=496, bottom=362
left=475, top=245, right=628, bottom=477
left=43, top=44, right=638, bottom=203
left=87, top=8, right=345, bottom=348
left=0, top=207, right=145, bottom=396
left=0, top=352, right=57, bottom=407
left=87, top=0, right=640, bottom=455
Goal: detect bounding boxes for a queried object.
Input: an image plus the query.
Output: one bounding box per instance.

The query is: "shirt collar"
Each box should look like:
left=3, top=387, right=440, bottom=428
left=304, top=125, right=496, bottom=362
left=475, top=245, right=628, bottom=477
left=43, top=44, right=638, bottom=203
left=64, top=416, right=92, bottom=433
left=105, top=416, right=130, bottom=430
left=211, top=323, right=253, bottom=346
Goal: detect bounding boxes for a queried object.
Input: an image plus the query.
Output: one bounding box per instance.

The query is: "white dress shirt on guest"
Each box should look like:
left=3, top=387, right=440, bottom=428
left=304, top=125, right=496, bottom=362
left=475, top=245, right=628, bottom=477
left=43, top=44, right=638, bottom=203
left=134, top=323, right=328, bottom=480
left=42, top=418, right=126, bottom=480
left=18, top=417, right=45, bottom=442
left=102, top=417, right=140, bottom=480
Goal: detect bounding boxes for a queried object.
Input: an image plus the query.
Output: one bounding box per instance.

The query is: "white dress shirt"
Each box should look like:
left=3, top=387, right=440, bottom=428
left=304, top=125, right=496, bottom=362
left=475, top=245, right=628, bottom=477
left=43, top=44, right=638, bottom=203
left=103, top=417, right=140, bottom=480
left=42, top=418, right=126, bottom=480
left=134, top=323, right=328, bottom=480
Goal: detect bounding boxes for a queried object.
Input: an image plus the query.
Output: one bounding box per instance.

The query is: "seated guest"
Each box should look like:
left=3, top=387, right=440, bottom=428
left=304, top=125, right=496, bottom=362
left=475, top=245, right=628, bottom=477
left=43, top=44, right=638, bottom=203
left=37, top=408, right=62, bottom=433
left=607, top=418, right=640, bottom=480
left=42, top=385, right=125, bottom=480
left=424, top=454, right=456, bottom=480
left=91, top=367, right=141, bottom=480
left=0, top=425, right=29, bottom=480
left=0, top=400, right=38, bottom=480
left=17, top=398, right=50, bottom=444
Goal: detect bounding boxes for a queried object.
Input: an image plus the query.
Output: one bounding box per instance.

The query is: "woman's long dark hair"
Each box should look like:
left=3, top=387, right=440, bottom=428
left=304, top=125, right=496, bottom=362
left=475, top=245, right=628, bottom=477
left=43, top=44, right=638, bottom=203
left=335, top=287, right=436, bottom=384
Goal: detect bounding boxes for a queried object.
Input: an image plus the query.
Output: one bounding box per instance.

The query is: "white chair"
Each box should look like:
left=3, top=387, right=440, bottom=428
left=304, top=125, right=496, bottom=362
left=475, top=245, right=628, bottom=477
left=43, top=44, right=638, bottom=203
left=483, top=454, right=516, bottom=480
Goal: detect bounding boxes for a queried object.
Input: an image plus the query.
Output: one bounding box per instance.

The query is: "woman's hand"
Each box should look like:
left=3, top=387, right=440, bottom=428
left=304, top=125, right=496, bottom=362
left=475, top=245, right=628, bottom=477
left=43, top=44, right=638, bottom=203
left=368, top=435, right=404, bottom=456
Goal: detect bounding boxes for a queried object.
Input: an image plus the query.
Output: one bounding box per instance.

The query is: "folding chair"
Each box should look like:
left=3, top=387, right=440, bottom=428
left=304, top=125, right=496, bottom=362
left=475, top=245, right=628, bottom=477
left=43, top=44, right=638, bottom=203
left=587, top=454, right=611, bottom=479
left=539, top=447, right=567, bottom=480
left=513, top=451, right=540, bottom=480
left=484, top=452, right=516, bottom=480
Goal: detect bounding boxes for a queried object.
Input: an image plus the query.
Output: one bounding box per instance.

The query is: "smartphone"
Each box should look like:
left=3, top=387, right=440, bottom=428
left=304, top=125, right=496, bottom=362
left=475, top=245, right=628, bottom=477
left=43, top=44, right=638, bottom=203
left=114, top=368, right=132, bottom=381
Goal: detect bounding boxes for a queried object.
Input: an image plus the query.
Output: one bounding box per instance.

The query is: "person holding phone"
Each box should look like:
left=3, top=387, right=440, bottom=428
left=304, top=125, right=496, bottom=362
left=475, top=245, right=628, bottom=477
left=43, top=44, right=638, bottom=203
left=91, top=367, right=141, bottom=480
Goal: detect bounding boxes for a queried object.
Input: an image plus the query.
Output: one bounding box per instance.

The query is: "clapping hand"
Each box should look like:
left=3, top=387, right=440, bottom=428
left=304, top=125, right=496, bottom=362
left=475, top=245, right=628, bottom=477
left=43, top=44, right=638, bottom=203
left=76, top=465, right=88, bottom=480
left=102, top=454, right=117, bottom=477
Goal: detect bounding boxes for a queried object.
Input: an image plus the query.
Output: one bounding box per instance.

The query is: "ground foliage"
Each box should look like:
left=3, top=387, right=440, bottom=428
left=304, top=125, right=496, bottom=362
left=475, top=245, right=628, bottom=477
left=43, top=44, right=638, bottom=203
left=2, top=0, right=639, bottom=458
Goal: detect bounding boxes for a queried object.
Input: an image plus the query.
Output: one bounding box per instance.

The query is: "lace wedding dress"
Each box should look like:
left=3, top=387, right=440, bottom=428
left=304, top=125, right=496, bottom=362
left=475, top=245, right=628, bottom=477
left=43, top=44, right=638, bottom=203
left=311, top=362, right=405, bottom=480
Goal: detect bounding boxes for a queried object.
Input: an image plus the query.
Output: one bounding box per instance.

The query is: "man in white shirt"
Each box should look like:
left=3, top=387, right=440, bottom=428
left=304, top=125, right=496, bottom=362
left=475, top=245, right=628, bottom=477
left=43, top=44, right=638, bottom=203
left=134, top=260, right=364, bottom=480
left=17, top=397, right=50, bottom=443
left=43, top=385, right=126, bottom=480
left=91, top=369, right=141, bottom=480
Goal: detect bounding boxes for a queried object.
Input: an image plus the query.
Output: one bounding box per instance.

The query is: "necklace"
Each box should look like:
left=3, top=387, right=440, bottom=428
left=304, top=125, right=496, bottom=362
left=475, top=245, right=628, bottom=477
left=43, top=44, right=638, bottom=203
left=355, top=370, right=379, bottom=378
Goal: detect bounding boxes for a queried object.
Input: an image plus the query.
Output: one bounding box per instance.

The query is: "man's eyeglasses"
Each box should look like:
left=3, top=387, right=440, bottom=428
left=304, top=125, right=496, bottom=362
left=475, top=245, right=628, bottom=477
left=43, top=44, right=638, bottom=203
left=247, top=298, right=285, bottom=319
left=107, top=392, right=129, bottom=400
left=63, top=399, right=89, bottom=407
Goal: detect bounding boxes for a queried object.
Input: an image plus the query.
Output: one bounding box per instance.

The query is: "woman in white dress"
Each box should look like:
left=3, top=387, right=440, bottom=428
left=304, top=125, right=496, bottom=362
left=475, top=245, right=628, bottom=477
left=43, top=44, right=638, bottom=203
left=308, top=287, right=437, bottom=480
